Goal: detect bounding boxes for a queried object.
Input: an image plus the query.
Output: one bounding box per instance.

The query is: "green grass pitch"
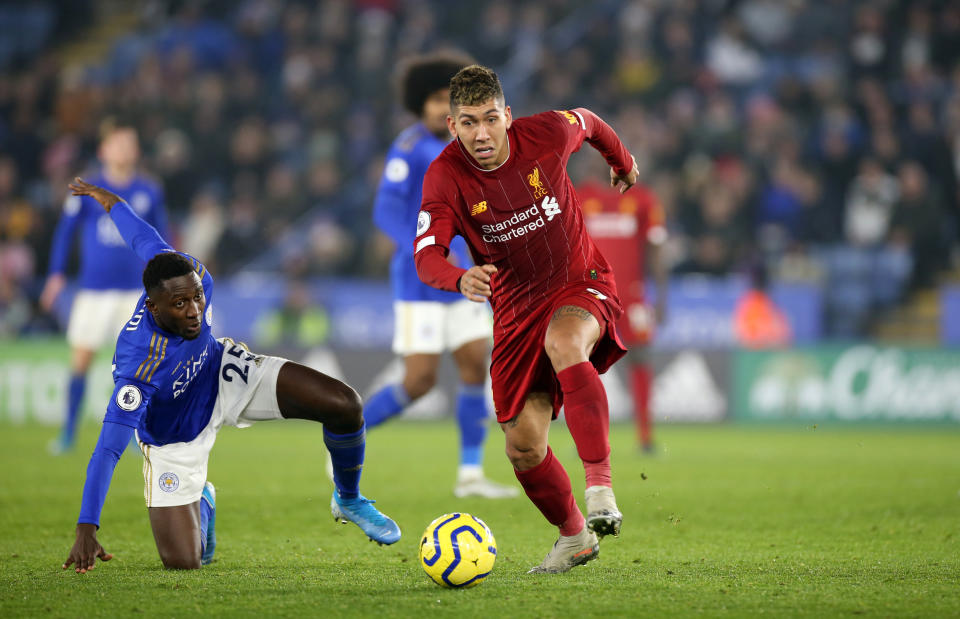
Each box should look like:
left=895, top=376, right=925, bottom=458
left=1, top=421, right=957, bottom=617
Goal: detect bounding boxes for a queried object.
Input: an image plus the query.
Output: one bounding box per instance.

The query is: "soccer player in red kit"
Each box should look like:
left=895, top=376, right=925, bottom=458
left=414, top=65, right=639, bottom=573
left=579, top=178, right=667, bottom=452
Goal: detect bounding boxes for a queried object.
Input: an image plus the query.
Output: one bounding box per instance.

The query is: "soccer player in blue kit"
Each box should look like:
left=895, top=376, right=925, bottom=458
left=62, top=179, right=400, bottom=573
left=367, top=54, right=517, bottom=499
left=41, top=122, right=169, bottom=454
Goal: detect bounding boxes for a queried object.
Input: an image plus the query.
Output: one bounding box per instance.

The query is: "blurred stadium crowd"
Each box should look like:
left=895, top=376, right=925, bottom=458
left=1, top=0, right=959, bottom=338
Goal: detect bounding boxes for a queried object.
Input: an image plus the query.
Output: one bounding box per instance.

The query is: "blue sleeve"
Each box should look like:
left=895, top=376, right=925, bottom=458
left=47, top=195, right=83, bottom=275
left=110, top=200, right=174, bottom=261
left=372, top=153, right=416, bottom=247
left=373, top=187, right=413, bottom=246
left=77, top=421, right=136, bottom=527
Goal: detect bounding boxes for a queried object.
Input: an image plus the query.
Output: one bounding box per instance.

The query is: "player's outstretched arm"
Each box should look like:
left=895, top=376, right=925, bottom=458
left=63, top=523, right=112, bottom=574
left=68, top=178, right=124, bottom=212
left=64, top=420, right=136, bottom=573
left=68, top=178, right=172, bottom=262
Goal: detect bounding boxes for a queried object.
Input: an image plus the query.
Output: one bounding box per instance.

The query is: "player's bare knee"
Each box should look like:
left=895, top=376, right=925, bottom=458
left=334, top=383, right=363, bottom=427
left=505, top=442, right=546, bottom=471
left=403, top=372, right=436, bottom=400
left=544, top=335, right=588, bottom=371
left=159, top=551, right=201, bottom=570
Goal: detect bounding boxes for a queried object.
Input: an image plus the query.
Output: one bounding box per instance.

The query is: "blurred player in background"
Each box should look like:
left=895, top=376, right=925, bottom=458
left=415, top=65, right=638, bottom=573
left=367, top=53, right=517, bottom=499
left=579, top=170, right=667, bottom=453
left=41, top=121, right=169, bottom=454
left=62, top=179, right=399, bottom=574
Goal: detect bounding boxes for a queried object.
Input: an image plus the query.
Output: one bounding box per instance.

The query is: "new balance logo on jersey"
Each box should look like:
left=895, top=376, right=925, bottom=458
left=541, top=196, right=561, bottom=221
left=471, top=201, right=488, bottom=216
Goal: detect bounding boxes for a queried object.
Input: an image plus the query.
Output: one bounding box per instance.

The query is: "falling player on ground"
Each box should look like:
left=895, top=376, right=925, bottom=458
left=62, top=179, right=400, bottom=574
left=414, top=65, right=638, bottom=573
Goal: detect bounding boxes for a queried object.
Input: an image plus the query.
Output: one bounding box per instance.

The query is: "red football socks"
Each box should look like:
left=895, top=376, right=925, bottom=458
left=514, top=447, right=585, bottom=536
left=558, top=361, right=611, bottom=488
left=630, top=364, right=653, bottom=448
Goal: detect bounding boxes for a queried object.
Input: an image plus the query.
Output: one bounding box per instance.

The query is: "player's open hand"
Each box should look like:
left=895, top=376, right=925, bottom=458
left=63, top=523, right=113, bottom=574
left=68, top=177, right=123, bottom=213
left=610, top=155, right=639, bottom=194
left=459, top=264, right=497, bottom=303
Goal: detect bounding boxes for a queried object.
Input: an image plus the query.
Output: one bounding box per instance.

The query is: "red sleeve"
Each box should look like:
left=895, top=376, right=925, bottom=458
left=571, top=108, right=633, bottom=177
left=413, top=160, right=466, bottom=293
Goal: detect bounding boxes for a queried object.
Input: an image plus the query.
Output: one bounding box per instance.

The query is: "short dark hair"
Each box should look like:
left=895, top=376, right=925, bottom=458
left=449, top=64, right=504, bottom=109
left=400, top=52, right=473, bottom=117
left=143, top=252, right=195, bottom=295
left=99, top=115, right=137, bottom=141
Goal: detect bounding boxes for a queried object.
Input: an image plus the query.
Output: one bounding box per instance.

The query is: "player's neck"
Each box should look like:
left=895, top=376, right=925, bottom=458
left=103, top=166, right=135, bottom=187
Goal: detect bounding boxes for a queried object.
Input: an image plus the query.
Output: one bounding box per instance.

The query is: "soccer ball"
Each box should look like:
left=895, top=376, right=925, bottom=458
left=418, top=513, right=497, bottom=588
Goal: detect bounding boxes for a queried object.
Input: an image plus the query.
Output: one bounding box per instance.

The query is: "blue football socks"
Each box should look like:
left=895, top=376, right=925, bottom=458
left=324, top=424, right=366, bottom=499
left=62, top=374, right=86, bottom=447
left=456, top=384, right=488, bottom=467
left=362, top=383, right=411, bottom=429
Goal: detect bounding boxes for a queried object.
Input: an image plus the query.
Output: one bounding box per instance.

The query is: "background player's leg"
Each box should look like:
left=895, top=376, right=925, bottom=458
left=451, top=339, right=488, bottom=470
left=52, top=347, right=95, bottom=454
left=631, top=362, right=654, bottom=451
left=148, top=503, right=203, bottom=569
left=363, top=354, right=439, bottom=428
left=452, top=339, right=518, bottom=498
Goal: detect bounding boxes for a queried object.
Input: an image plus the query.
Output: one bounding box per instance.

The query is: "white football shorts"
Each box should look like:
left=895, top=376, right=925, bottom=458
left=67, top=289, right=142, bottom=350
left=392, top=299, right=492, bottom=355
left=138, top=338, right=287, bottom=508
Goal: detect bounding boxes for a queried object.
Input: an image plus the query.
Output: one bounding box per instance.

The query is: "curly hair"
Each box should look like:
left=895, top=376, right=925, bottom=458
left=400, top=52, right=473, bottom=117
left=449, top=64, right=504, bottom=109
left=143, top=252, right=195, bottom=295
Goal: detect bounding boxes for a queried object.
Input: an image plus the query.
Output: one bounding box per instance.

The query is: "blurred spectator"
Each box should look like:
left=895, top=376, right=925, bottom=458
left=845, top=157, right=899, bottom=247
left=734, top=263, right=792, bottom=349
left=889, top=161, right=950, bottom=290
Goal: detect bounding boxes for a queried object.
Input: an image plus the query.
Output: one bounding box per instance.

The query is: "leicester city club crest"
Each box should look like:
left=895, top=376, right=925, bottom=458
left=159, top=472, right=180, bottom=493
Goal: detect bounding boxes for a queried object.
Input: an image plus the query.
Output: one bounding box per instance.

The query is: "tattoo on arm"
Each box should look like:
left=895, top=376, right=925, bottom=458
left=550, top=305, right=593, bottom=323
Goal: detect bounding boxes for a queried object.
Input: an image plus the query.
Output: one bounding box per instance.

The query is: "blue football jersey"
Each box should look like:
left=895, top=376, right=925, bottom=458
left=373, top=123, right=470, bottom=302
left=102, top=202, right=223, bottom=446
left=48, top=171, right=169, bottom=290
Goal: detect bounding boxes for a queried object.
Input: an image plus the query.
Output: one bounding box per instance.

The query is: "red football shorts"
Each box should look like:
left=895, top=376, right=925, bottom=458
left=490, top=281, right=627, bottom=423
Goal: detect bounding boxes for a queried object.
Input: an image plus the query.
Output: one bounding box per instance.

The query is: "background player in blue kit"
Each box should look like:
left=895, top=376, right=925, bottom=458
left=62, top=179, right=400, bottom=573
left=41, top=121, right=169, bottom=454
left=366, top=54, right=517, bottom=499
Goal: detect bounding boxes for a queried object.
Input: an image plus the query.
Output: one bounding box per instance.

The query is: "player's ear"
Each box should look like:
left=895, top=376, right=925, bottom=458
left=504, top=105, right=512, bottom=129
left=144, top=295, right=158, bottom=316
left=446, top=114, right=457, bottom=138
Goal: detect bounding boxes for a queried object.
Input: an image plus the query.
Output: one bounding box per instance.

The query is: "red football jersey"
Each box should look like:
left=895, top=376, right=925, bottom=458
left=579, top=179, right=666, bottom=304
left=415, top=109, right=633, bottom=336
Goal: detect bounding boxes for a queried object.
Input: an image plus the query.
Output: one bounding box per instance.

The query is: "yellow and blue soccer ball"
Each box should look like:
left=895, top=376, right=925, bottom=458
left=418, top=513, right=497, bottom=588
